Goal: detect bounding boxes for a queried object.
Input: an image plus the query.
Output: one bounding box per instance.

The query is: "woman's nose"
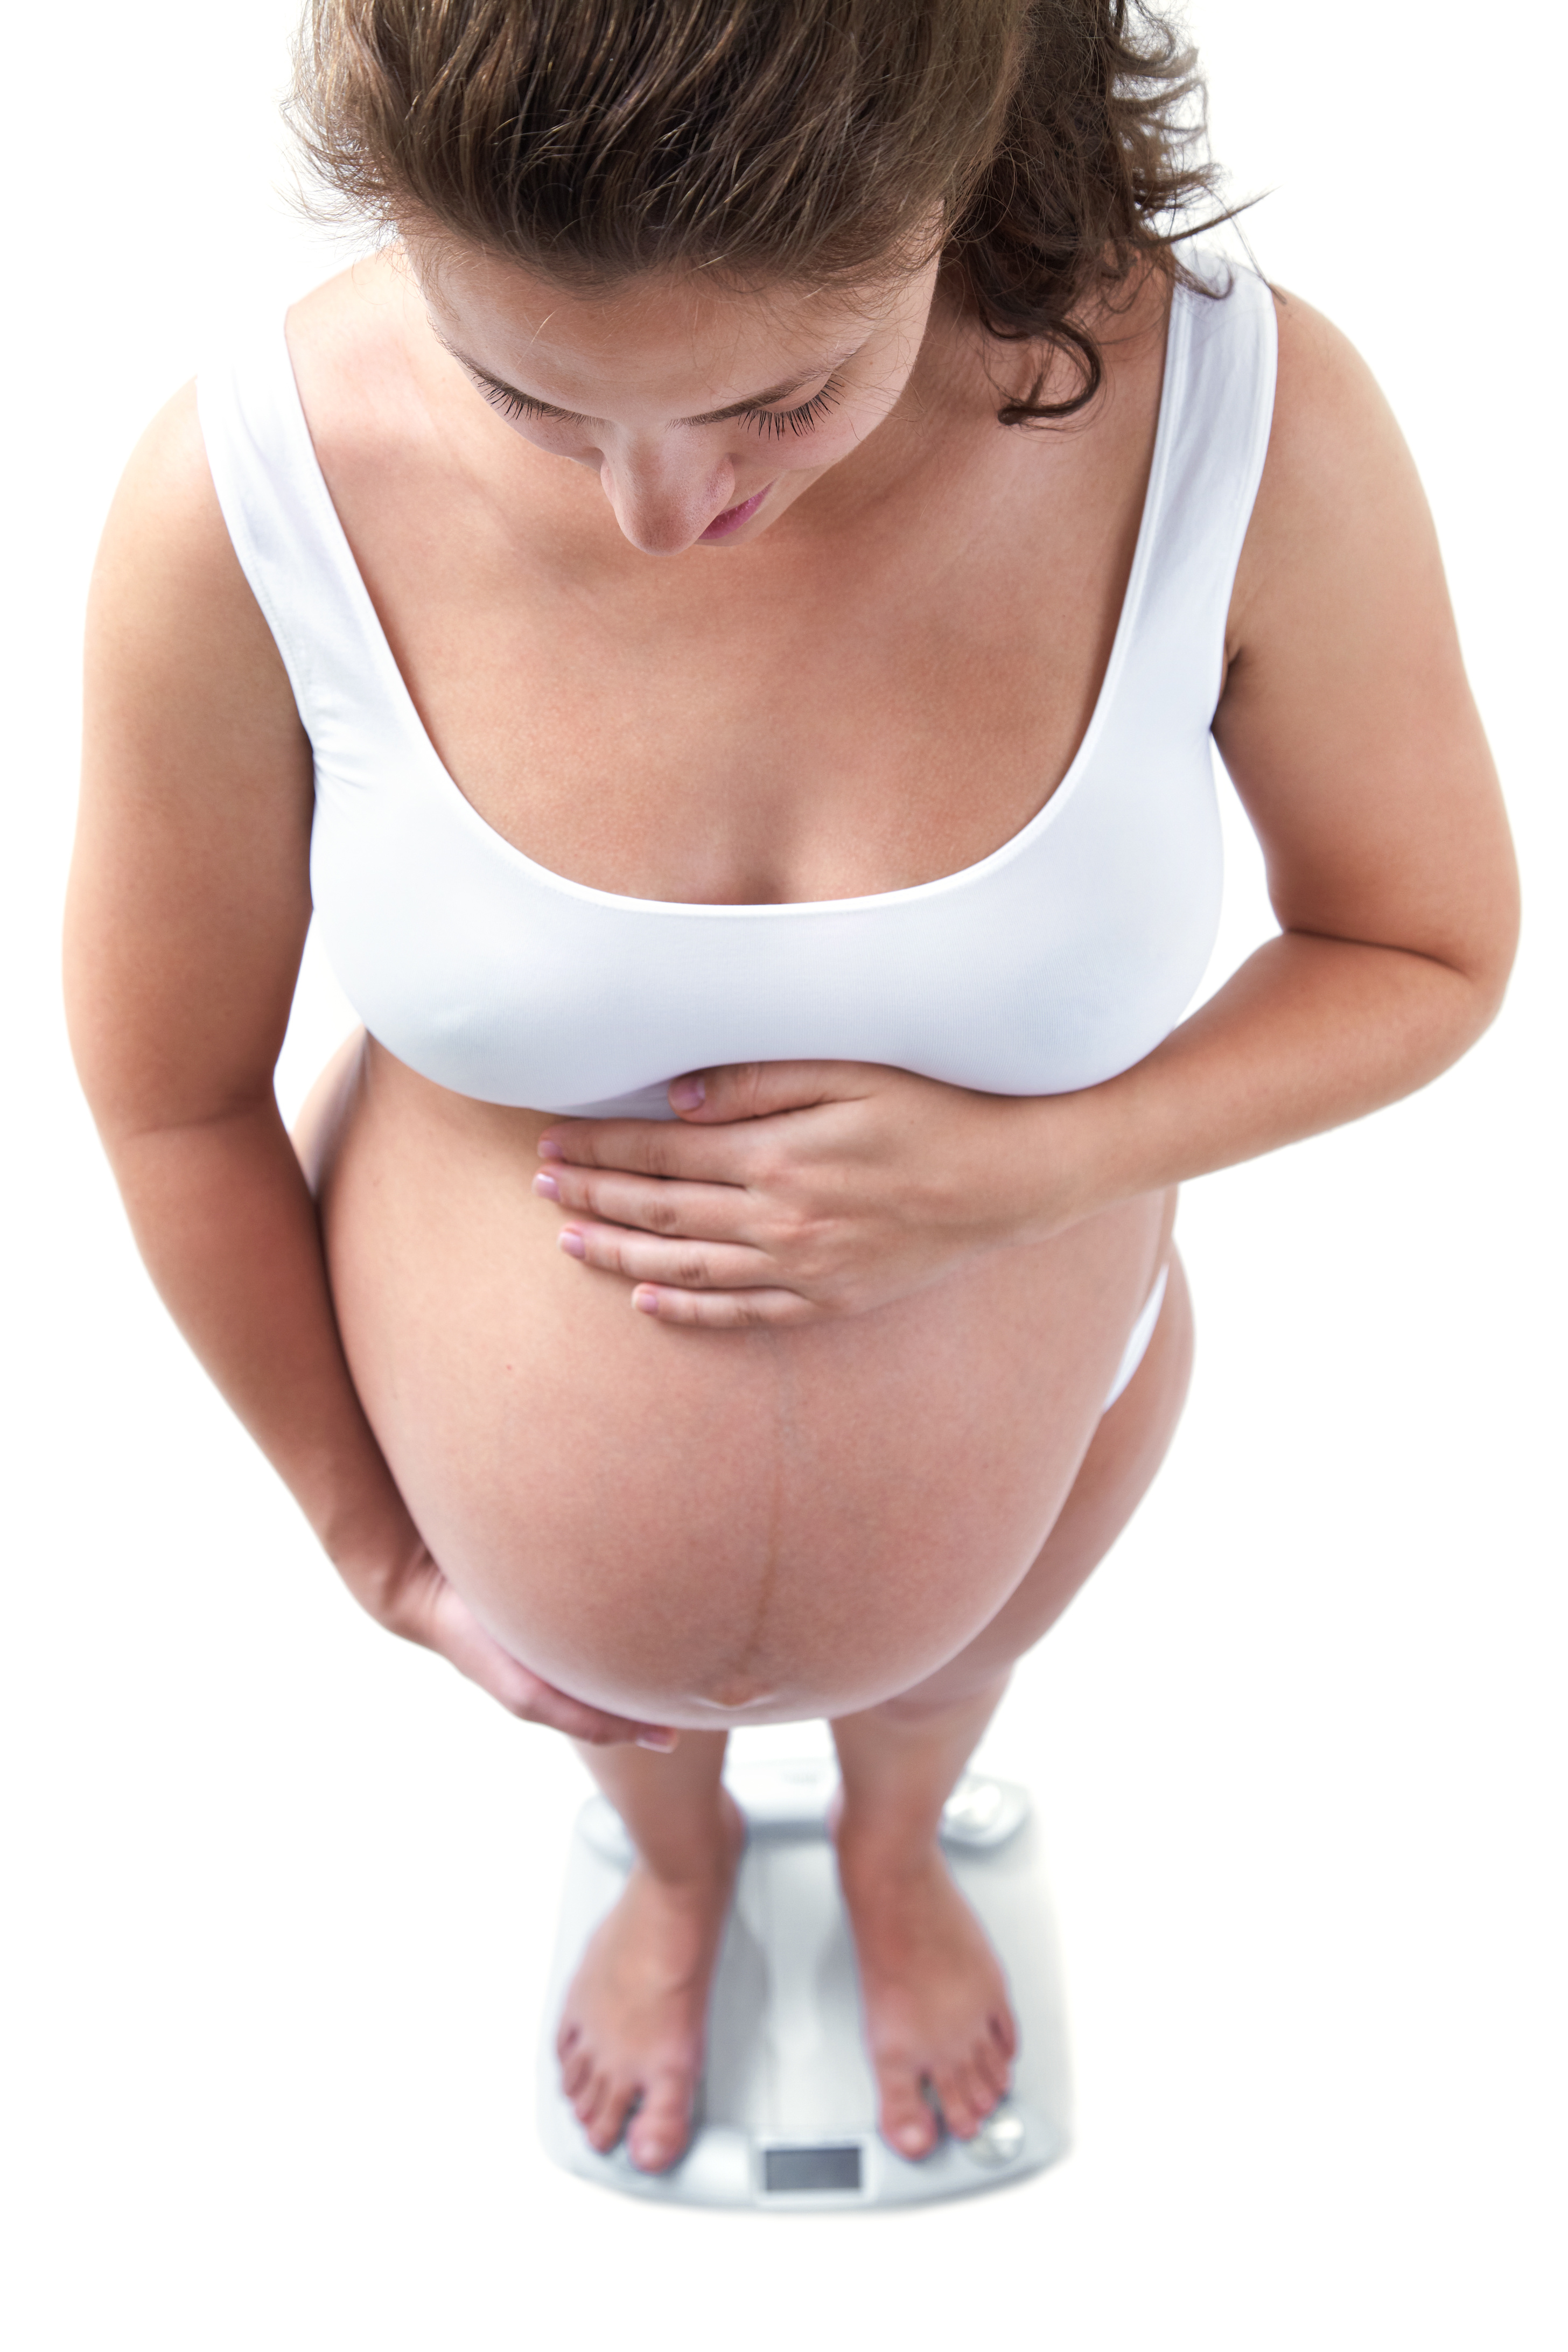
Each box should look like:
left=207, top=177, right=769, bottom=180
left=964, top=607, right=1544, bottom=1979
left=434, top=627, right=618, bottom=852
left=599, top=447, right=734, bottom=555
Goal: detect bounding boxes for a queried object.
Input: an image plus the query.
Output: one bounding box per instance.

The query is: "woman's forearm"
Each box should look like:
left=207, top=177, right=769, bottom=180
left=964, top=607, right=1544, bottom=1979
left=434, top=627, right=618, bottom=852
left=1040, top=929, right=1508, bottom=1231
left=102, top=1098, right=421, bottom=1613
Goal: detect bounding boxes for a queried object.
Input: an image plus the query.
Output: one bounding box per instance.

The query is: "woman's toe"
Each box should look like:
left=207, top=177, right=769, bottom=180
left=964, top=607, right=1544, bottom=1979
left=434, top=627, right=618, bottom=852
left=880, top=2068, right=939, bottom=2160
left=974, top=2035, right=1011, bottom=2102
left=626, top=2070, right=692, bottom=2172
left=584, top=2074, right=632, bottom=2152
left=973, top=2050, right=1011, bottom=2107
left=933, top=2058, right=986, bottom=2139
left=570, top=2060, right=603, bottom=2122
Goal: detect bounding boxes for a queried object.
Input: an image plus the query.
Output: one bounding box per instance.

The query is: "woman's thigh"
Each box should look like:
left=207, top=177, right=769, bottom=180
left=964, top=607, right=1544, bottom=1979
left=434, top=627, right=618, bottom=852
left=870, top=1246, right=1195, bottom=1719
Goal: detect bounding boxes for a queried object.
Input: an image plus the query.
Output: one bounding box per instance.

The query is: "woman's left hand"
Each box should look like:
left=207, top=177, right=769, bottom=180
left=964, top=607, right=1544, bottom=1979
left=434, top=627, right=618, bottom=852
left=533, top=1061, right=1068, bottom=1327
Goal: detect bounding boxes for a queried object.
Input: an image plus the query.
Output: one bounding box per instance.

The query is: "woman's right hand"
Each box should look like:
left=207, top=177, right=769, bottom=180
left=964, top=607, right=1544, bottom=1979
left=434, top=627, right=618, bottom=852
left=384, top=1548, right=680, bottom=1751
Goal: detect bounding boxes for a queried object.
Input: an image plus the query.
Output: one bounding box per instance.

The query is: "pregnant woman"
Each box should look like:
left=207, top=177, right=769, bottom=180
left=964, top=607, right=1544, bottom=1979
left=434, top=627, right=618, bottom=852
left=65, top=0, right=1517, bottom=2176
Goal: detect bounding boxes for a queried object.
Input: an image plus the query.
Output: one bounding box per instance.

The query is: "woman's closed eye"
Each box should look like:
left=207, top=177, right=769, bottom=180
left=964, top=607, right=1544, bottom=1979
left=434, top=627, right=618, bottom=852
left=744, top=377, right=845, bottom=438
left=474, top=379, right=590, bottom=428
left=471, top=370, right=846, bottom=438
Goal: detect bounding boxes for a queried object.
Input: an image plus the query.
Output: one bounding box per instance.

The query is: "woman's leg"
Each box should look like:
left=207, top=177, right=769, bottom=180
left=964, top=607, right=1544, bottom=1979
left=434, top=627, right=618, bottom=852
left=829, top=1672, right=1018, bottom=2154
left=555, top=1729, right=745, bottom=2172
left=829, top=1248, right=1195, bottom=2154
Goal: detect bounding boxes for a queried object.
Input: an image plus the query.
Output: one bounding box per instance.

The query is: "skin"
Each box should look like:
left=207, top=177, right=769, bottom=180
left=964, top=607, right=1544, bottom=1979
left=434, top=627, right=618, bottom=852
left=66, top=228, right=1517, bottom=2174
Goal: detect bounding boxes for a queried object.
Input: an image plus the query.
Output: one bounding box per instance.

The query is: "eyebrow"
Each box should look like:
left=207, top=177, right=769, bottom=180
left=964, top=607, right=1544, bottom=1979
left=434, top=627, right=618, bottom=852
left=438, top=336, right=859, bottom=425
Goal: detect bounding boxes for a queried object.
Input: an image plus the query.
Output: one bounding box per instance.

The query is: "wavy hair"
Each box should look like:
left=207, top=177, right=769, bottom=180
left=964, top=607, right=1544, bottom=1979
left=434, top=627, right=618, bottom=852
left=290, top=0, right=1236, bottom=422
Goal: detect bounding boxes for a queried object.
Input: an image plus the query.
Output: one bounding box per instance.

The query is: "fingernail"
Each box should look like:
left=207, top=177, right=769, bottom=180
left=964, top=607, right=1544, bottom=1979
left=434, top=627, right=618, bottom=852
left=636, top=1732, right=678, bottom=1752
left=668, top=1075, right=705, bottom=1111
left=633, top=1286, right=660, bottom=1314
left=537, top=1138, right=564, bottom=1160
left=558, top=1229, right=586, bottom=1259
left=533, top=1172, right=560, bottom=1200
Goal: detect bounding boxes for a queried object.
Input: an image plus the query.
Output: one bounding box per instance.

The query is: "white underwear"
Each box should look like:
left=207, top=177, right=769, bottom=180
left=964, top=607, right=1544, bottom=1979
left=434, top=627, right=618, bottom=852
left=1102, top=1262, right=1170, bottom=1413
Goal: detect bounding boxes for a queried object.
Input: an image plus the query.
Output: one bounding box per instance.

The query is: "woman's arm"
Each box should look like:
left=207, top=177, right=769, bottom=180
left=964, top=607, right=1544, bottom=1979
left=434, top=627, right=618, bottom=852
left=527, top=292, right=1519, bottom=1323
left=1041, top=285, right=1519, bottom=1216
left=64, top=387, right=675, bottom=1747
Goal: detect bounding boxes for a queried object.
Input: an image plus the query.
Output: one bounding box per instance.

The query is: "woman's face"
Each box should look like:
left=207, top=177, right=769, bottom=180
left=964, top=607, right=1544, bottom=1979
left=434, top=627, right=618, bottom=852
left=410, top=236, right=944, bottom=556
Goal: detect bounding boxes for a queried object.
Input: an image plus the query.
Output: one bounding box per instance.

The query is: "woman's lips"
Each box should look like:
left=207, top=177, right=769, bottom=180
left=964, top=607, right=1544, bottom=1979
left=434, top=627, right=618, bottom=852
left=699, top=482, right=773, bottom=541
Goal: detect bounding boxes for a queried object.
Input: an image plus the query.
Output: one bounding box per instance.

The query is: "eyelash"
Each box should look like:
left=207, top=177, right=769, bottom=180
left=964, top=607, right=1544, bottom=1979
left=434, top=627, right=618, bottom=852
left=748, top=378, right=845, bottom=438
left=477, top=373, right=845, bottom=437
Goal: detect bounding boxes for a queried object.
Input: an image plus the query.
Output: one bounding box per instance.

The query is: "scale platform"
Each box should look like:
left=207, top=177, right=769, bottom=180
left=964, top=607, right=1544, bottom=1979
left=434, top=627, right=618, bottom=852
left=537, top=1753, right=1072, bottom=2210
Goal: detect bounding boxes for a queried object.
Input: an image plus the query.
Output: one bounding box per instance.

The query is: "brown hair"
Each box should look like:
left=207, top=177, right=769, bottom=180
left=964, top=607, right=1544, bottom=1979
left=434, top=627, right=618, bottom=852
left=290, top=0, right=1233, bottom=422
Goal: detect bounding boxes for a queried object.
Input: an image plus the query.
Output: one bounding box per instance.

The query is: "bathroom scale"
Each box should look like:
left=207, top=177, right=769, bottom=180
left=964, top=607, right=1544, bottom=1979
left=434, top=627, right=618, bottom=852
left=536, top=1748, right=1073, bottom=2209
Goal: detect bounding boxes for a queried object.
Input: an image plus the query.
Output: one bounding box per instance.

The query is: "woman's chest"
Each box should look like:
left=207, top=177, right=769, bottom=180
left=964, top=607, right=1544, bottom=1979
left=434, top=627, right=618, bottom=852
left=323, top=376, right=1160, bottom=905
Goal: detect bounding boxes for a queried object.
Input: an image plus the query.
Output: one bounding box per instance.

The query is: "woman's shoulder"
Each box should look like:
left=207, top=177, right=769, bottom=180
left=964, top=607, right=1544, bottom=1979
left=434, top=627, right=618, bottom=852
left=89, top=372, right=305, bottom=781
left=98, top=251, right=408, bottom=602
left=1265, top=285, right=1401, bottom=477
left=96, top=381, right=284, bottom=680
left=1228, top=283, right=1430, bottom=646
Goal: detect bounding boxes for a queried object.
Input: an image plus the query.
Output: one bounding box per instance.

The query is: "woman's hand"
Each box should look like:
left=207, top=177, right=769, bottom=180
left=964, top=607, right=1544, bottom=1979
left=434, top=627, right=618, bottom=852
left=383, top=1546, right=681, bottom=1750
left=534, top=1061, right=1064, bottom=1328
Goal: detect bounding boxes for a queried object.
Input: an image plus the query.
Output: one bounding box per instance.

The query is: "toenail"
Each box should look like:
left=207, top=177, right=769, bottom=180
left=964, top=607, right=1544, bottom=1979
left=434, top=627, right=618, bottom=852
left=899, top=2125, right=928, bottom=2154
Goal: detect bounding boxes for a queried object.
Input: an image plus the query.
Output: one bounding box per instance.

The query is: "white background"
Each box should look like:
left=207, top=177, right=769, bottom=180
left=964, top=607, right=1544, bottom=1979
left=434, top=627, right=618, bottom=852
left=3, top=4, right=1563, bottom=2346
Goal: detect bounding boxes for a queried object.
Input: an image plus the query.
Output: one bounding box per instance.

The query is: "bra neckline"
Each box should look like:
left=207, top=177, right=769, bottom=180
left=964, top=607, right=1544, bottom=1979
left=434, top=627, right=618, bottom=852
left=277, top=285, right=1189, bottom=921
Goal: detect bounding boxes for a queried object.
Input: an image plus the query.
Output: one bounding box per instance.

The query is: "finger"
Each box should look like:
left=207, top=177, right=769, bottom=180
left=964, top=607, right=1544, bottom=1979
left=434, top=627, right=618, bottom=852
left=509, top=1665, right=679, bottom=1750
left=631, top=1283, right=819, bottom=1328
left=534, top=1165, right=754, bottom=1244
left=667, top=1060, right=875, bottom=1124
left=557, top=1217, right=777, bottom=1291
left=548, top=1700, right=681, bottom=1749
left=538, top=1116, right=744, bottom=1180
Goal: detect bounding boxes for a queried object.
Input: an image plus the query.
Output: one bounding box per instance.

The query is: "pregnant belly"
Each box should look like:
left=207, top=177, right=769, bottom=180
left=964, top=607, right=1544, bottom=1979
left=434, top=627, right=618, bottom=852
left=309, top=1043, right=1166, bottom=1727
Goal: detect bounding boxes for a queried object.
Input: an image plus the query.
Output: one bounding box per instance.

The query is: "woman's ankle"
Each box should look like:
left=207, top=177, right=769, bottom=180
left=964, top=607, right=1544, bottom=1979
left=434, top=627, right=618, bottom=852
left=831, top=1803, right=946, bottom=1888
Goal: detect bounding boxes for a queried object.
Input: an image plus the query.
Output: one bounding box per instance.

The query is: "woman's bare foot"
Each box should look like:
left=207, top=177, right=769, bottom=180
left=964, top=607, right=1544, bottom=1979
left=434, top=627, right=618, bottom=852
left=556, top=1789, right=746, bottom=2172
left=834, top=1827, right=1017, bottom=2159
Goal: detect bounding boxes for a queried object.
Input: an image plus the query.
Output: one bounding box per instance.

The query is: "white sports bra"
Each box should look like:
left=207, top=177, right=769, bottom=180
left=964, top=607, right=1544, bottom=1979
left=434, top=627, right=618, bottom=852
left=198, top=255, right=1276, bottom=1121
